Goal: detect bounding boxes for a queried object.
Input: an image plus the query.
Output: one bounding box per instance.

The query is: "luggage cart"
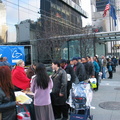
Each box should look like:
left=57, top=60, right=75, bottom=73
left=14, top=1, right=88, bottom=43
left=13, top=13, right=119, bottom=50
left=70, top=96, right=93, bottom=120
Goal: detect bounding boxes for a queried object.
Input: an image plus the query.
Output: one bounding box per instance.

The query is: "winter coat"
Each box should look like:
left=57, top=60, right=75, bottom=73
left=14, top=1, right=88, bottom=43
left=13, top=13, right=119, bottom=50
left=107, top=61, right=114, bottom=71
left=101, top=59, right=107, bottom=67
left=73, top=62, right=86, bottom=82
left=51, top=68, right=67, bottom=105
left=93, top=61, right=100, bottom=73
left=83, top=62, right=91, bottom=80
left=64, top=64, right=76, bottom=83
left=0, top=88, right=16, bottom=120
left=112, top=58, right=117, bottom=66
left=12, top=66, right=30, bottom=90
left=88, top=61, right=95, bottom=77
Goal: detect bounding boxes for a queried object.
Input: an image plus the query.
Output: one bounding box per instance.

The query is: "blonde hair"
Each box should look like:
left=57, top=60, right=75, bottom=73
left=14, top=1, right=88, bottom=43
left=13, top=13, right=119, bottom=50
left=17, top=60, right=24, bottom=66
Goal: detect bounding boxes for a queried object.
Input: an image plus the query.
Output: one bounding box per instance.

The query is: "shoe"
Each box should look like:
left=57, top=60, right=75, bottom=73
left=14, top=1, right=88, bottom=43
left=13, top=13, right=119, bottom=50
left=94, top=88, right=98, bottom=91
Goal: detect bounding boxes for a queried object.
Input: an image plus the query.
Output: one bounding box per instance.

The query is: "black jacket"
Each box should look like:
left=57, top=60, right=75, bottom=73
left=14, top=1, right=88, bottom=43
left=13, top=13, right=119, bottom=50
left=65, top=64, right=76, bottom=83
left=74, top=62, right=86, bottom=82
left=51, top=68, right=67, bottom=105
left=107, top=61, right=114, bottom=71
left=83, top=62, right=95, bottom=79
left=0, top=88, right=16, bottom=120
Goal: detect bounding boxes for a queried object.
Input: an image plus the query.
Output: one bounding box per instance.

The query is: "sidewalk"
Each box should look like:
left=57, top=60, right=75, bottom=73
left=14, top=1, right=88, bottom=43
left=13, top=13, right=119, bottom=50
left=91, top=65, right=120, bottom=120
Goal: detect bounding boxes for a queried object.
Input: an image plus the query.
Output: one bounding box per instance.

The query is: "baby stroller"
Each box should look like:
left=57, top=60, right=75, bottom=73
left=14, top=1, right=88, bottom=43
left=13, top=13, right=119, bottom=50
left=67, top=83, right=93, bottom=120
left=70, top=96, right=93, bottom=120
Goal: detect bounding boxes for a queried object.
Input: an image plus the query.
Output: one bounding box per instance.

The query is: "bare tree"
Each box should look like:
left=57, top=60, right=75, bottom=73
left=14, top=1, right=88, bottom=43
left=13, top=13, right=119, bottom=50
left=32, top=16, right=96, bottom=62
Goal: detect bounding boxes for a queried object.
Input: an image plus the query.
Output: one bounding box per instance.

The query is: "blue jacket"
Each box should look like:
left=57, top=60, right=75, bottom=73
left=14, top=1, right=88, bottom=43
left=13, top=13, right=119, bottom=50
left=93, top=61, right=100, bottom=73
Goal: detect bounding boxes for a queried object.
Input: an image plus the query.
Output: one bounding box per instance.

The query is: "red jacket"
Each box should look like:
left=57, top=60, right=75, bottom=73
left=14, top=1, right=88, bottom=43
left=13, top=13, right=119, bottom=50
left=12, top=66, right=30, bottom=90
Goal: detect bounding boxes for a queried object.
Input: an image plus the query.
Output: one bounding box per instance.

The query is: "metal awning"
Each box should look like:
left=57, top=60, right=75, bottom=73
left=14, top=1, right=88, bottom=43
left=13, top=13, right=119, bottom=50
left=32, top=31, right=120, bottom=43
left=96, top=31, right=120, bottom=42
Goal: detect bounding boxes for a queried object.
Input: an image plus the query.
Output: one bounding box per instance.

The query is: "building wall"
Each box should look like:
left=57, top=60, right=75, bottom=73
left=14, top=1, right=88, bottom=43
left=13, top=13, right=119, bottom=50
left=40, top=0, right=88, bottom=36
left=16, top=20, right=34, bottom=42
left=92, top=0, right=120, bottom=56
left=0, top=2, right=8, bottom=43
left=96, top=0, right=108, bottom=12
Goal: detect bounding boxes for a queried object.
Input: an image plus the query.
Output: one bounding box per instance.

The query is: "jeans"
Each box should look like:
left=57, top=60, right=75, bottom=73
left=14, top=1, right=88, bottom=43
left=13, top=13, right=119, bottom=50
left=102, top=67, right=106, bottom=79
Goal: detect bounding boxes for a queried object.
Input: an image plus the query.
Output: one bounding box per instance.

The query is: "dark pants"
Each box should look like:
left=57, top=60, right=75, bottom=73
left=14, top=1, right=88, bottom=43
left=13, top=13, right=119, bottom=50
left=94, top=72, right=99, bottom=91
left=67, top=81, right=72, bottom=98
left=112, top=66, right=116, bottom=72
left=108, top=71, right=113, bottom=78
left=52, top=104, right=68, bottom=119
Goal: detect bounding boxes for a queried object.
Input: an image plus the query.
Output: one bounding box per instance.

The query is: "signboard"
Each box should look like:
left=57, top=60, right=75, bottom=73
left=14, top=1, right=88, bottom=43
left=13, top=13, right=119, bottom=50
left=61, top=0, right=88, bottom=18
left=0, top=46, right=25, bottom=65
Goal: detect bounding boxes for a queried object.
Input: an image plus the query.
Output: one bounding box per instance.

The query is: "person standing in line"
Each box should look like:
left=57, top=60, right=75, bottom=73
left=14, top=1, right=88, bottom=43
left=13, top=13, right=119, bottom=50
left=51, top=61, right=68, bottom=120
left=12, top=60, right=30, bottom=91
left=30, top=63, right=54, bottom=120
left=70, top=59, right=74, bottom=67
left=107, top=58, right=114, bottom=79
left=72, top=57, right=86, bottom=82
left=77, top=57, right=82, bottom=63
left=0, top=66, right=19, bottom=120
left=60, top=59, right=76, bottom=98
left=111, top=56, right=117, bottom=72
left=81, top=57, right=95, bottom=83
left=93, top=56, right=100, bottom=91
left=26, top=62, right=37, bottom=79
left=86, top=56, right=95, bottom=78
left=101, top=56, right=107, bottom=79
left=3, top=57, right=12, bottom=70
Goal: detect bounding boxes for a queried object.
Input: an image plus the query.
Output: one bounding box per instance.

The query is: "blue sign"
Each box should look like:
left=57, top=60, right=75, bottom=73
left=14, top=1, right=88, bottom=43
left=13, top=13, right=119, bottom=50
left=0, top=46, right=25, bottom=65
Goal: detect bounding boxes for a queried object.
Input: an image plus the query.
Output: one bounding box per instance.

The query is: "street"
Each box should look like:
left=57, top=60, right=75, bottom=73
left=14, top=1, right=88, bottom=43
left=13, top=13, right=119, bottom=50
left=91, top=65, right=120, bottom=120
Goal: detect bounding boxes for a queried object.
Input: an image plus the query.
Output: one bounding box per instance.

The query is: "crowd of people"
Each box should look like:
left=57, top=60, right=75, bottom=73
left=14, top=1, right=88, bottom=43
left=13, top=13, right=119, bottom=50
left=0, top=55, right=119, bottom=120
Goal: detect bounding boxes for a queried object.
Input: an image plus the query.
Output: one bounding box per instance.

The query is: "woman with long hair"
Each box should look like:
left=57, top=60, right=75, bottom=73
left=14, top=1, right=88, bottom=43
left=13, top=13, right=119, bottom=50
left=0, top=66, right=17, bottom=120
left=30, top=63, right=54, bottom=120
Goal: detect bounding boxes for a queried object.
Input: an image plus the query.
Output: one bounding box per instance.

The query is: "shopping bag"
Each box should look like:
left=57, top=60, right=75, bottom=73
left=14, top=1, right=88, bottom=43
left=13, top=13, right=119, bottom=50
left=17, top=105, right=31, bottom=120
left=89, top=78, right=97, bottom=88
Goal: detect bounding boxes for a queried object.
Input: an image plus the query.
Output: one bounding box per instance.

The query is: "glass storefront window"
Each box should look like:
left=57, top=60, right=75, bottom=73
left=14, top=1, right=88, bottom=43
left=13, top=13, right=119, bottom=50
left=61, top=40, right=80, bottom=60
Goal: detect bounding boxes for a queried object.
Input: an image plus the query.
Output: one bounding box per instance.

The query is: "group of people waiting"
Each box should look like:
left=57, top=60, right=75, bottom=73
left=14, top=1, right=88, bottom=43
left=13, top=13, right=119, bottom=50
left=0, top=55, right=118, bottom=120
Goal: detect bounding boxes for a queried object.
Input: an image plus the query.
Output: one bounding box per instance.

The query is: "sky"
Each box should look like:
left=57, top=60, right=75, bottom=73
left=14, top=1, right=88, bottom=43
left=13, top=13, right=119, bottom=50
left=81, top=0, right=92, bottom=27
left=2, top=0, right=40, bottom=42
left=3, top=0, right=40, bottom=24
left=1, top=0, right=91, bottom=42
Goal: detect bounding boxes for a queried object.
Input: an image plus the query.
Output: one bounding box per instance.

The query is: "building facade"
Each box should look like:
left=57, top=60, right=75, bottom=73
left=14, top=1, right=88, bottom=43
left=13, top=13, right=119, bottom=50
left=0, top=0, right=8, bottom=43
left=92, top=0, right=120, bottom=56
left=40, top=0, right=88, bottom=37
